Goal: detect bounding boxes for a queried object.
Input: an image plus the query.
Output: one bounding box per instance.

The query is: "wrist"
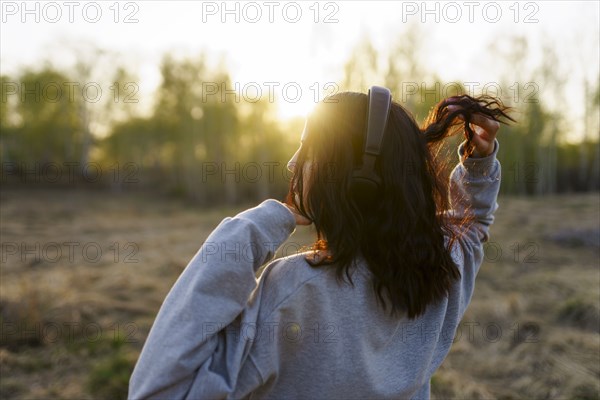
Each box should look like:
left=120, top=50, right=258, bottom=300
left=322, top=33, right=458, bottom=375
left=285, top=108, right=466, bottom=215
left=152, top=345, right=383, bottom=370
left=470, top=148, right=492, bottom=158
left=458, top=139, right=499, bottom=167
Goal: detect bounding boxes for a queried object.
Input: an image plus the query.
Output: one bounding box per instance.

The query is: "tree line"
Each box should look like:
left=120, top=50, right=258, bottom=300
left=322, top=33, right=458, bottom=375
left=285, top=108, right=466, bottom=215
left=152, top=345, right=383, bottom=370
left=1, top=36, right=598, bottom=204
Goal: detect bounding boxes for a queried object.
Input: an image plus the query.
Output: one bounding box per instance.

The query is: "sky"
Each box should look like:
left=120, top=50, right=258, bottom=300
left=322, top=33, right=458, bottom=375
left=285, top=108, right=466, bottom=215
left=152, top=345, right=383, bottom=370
left=1, top=0, right=599, bottom=140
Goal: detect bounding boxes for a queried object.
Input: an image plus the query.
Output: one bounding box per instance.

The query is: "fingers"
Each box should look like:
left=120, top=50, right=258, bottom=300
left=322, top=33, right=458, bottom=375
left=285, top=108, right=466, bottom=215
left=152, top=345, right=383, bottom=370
left=470, top=123, right=495, bottom=154
left=446, top=105, right=498, bottom=157
left=469, top=123, right=491, bottom=140
left=294, top=213, right=312, bottom=226
left=447, top=105, right=500, bottom=134
left=283, top=203, right=312, bottom=226
left=469, top=113, right=500, bottom=134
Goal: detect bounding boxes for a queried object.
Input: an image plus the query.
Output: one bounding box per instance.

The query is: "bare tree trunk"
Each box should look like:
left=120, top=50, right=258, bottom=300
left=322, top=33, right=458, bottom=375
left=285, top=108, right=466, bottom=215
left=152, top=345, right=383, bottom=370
left=75, top=62, right=92, bottom=182
left=579, top=82, right=590, bottom=190
left=256, top=114, right=270, bottom=201
left=590, top=133, right=600, bottom=191
left=548, top=125, right=557, bottom=194
left=223, top=112, right=237, bottom=206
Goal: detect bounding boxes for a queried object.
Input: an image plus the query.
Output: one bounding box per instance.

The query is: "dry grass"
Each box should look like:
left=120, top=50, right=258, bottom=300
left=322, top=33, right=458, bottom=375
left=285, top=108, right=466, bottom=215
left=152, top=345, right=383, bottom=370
left=1, top=188, right=598, bottom=399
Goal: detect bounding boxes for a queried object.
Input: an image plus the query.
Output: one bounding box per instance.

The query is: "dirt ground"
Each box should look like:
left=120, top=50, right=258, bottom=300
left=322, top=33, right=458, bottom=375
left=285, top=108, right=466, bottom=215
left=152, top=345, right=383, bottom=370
left=1, top=188, right=599, bottom=399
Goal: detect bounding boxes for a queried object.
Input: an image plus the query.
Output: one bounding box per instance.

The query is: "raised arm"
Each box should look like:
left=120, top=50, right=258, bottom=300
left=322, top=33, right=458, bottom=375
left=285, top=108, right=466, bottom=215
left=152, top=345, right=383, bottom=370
left=445, top=110, right=502, bottom=316
left=448, top=138, right=501, bottom=244
left=128, top=200, right=296, bottom=399
left=447, top=109, right=502, bottom=242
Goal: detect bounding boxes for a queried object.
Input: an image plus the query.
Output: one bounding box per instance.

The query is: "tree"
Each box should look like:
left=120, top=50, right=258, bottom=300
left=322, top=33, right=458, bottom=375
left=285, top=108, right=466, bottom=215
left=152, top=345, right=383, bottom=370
left=13, top=67, right=82, bottom=167
left=341, top=35, right=379, bottom=93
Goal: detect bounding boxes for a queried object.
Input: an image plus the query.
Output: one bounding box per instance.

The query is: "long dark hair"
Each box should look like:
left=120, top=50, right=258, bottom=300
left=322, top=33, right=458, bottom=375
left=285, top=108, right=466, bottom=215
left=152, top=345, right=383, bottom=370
left=287, top=92, right=514, bottom=319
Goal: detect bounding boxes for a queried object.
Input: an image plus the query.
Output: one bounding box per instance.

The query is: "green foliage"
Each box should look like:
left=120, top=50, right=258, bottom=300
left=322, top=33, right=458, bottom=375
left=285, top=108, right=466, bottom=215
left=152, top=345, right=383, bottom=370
left=2, top=35, right=598, bottom=200
left=87, top=347, right=135, bottom=400
left=98, top=53, right=295, bottom=203
left=86, top=335, right=134, bottom=399
left=2, top=69, right=82, bottom=165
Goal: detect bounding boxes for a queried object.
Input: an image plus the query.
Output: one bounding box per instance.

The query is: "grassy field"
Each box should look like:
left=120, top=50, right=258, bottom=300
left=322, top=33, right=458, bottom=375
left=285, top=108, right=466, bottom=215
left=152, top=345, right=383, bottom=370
left=1, top=188, right=599, bottom=399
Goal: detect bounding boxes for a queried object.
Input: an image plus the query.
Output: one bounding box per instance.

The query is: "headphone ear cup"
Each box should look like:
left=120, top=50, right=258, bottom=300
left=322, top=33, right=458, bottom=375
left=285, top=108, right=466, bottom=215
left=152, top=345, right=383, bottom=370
left=348, top=177, right=380, bottom=209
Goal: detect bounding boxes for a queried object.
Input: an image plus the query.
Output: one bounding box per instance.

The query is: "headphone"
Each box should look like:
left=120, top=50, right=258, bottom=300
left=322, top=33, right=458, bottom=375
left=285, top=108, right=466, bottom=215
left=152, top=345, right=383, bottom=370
left=348, top=86, right=392, bottom=200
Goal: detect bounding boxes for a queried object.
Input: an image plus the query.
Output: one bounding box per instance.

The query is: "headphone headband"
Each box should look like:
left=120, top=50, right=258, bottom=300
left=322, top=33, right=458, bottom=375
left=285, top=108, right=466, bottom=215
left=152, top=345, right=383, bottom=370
left=364, top=86, right=392, bottom=157
left=350, top=85, right=392, bottom=197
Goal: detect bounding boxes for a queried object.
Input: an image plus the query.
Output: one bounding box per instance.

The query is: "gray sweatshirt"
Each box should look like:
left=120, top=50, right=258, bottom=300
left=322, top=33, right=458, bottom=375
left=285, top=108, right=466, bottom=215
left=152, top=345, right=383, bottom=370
left=129, top=140, right=501, bottom=400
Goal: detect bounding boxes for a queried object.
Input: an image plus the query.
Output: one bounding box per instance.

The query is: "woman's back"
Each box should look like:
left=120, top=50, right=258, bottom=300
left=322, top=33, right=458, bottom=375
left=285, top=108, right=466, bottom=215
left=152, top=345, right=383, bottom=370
left=243, top=251, right=457, bottom=399
left=129, top=138, right=501, bottom=399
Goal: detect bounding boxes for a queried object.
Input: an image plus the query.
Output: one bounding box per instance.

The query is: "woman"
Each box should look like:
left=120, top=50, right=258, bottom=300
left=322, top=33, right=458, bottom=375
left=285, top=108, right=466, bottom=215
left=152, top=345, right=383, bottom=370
left=129, top=90, right=513, bottom=399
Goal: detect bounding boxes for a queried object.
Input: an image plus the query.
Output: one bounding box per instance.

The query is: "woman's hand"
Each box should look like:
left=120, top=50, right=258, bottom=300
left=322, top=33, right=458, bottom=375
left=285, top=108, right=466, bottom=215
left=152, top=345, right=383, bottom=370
left=282, top=203, right=312, bottom=226
left=448, top=105, right=500, bottom=157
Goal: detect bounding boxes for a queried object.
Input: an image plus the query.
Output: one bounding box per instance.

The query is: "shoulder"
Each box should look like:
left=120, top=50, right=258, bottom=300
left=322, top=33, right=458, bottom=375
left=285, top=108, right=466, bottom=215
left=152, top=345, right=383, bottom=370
left=253, top=251, right=330, bottom=319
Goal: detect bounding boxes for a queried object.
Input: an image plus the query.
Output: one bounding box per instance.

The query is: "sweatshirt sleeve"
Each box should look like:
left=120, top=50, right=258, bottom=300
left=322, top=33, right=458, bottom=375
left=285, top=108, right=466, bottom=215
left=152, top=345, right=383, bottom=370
left=446, top=139, right=501, bottom=316
left=128, top=199, right=296, bottom=399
